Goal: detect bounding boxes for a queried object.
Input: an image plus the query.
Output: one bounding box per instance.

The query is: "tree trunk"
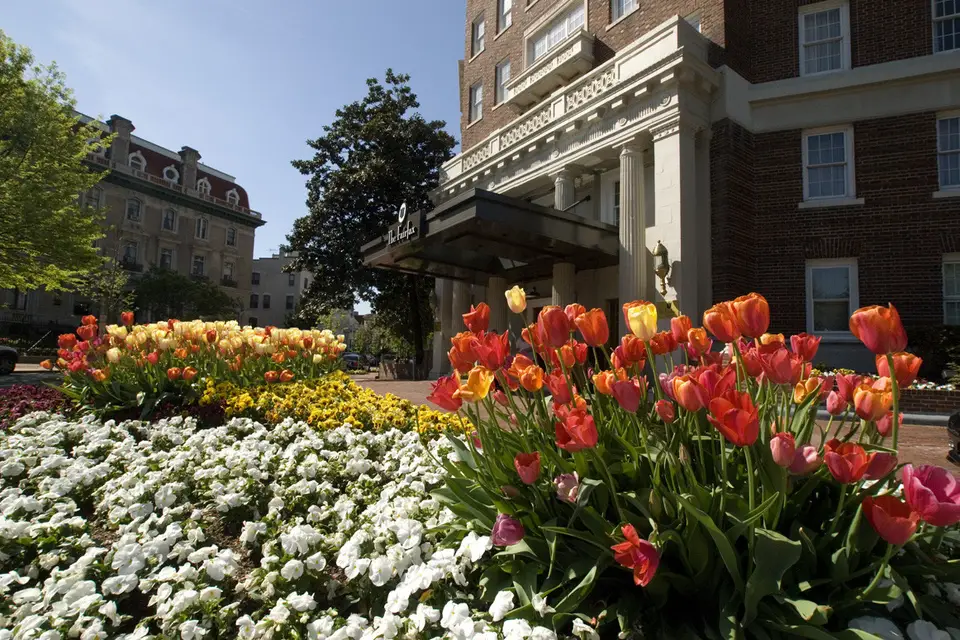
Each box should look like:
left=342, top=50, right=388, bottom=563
left=408, top=275, right=424, bottom=380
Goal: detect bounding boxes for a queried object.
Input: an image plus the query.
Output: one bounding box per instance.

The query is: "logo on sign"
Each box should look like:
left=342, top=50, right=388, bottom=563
left=388, top=202, right=418, bottom=246
left=398, top=202, right=407, bottom=223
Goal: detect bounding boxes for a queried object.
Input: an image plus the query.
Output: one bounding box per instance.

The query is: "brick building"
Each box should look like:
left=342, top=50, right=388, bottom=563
left=361, top=0, right=960, bottom=374
left=3, top=114, right=265, bottom=330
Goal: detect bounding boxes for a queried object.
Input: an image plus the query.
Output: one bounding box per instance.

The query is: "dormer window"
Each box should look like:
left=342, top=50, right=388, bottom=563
left=197, top=177, right=211, bottom=194
left=128, top=151, right=146, bottom=172
left=162, top=165, right=180, bottom=183
left=530, top=3, right=585, bottom=64
left=226, top=188, right=240, bottom=205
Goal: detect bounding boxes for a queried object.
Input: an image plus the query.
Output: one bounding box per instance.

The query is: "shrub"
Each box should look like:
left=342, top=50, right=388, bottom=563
left=0, top=384, right=70, bottom=429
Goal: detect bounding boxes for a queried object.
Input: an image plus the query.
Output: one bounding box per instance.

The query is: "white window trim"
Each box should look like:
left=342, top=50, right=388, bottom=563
left=495, top=59, right=511, bottom=105
left=226, top=226, right=238, bottom=247
left=471, top=14, right=486, bottom=58
left=162, top=208, right=179, bottom=233
left=225, top=188, right=240, bottom=204
left=195, top=216, right=209, bottom=240
left=162, top=165, right=180, bottom=183
left=933, top=0, right=960, bottom=54
left=128, top=150, right=147, bottom=171
left=196, top=177, right=212, bottom=194
left=498, top=0, right=512, bottom=34
left=191, top=254, right=206, bottom=277
left=223, top=261, right=235, bottom=280
left=937, top=111, right=960, bottom=192
left=523, top=0, right=588, bottom=68
left=469, top=82, right=483, bottom=124
left=801, top=125, right=859, bottom=204
left=798, top=0, right=851, bottom=77
left=125, top=198, right=143, bottom=222
left=610, top=0, right=639, bottom=25
left=805, top=258, right=859, bottom=339
left=158, top=246, right=175, bottom=270
left=944, top=253, right=960, bottom=324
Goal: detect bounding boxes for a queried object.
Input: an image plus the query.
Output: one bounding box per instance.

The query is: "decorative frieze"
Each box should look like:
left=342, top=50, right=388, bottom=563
left=500, top=107, right=553, bottom=150
left=565, top=68, right=618, bottom=111
left=462, top=140, right=497, bottom=172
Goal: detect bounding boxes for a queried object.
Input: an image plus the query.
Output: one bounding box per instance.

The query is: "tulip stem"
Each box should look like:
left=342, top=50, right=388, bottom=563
left=643, top=342, right=665, bottom=402
left=885, top=353, right=900, bottom=452
left=819, top=484, right=848, bottom=549
left=859, top=543, right=896, bottom=600
left=744, top=446, right=758, bottom=541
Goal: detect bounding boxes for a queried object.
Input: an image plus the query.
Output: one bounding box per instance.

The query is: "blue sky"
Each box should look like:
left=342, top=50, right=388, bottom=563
left=3, top=0, right=464, bottom=263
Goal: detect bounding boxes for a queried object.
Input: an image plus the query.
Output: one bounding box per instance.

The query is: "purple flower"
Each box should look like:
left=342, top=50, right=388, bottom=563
left=554, top=473, right=580, bottom=504
left=491, top=514, right=525, bottom=547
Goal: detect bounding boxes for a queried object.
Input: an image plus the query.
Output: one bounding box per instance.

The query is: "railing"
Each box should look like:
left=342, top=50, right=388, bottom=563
left=0, top=310, right=34, bottom=324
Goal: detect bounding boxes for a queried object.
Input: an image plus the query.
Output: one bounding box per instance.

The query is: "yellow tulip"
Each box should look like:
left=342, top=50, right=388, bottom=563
left=505, top=286, right=527, bottom=314
left=106, top=347, right=121, bottom=363
left=627, top=303, right=658, bottom=341
left=454, top=366, right=494, bottom=403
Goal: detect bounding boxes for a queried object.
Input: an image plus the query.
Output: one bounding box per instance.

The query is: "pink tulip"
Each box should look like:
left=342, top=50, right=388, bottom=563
left=611, top=379, right=642, bottom=413
left=865, top=452, right=898, bottom=480
left=491, top=514, right=525, bottom=546
left=770, top=433, right=796, bottom=468
left=826, top=390, right=846, bottom=416
left=875, top=412, right=902, bottom=438
left=554, top=473, right=580, bottom=504
left=654, top=400, right=676, bottom=424
left=789, top=445, right=821, bottom=475
left=902, top=464, right=960, bottom=527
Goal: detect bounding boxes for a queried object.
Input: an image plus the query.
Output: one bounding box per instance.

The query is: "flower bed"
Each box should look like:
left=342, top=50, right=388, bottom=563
left=0, top=384, right=70, bottom=429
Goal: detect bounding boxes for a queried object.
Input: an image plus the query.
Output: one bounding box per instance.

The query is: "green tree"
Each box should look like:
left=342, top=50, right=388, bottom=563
left=0, top=30, right=112, bottom=292
left=288, top=70, right=455, bottom=378
left=133, top=267, right=238, bottom=321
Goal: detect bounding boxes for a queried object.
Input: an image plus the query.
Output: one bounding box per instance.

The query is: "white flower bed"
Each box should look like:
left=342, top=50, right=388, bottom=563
left=0, top=413, right=556, bottom=640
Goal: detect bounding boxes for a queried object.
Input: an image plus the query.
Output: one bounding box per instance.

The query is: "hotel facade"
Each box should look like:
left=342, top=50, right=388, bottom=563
left=360, top=0, right=960, bottom=376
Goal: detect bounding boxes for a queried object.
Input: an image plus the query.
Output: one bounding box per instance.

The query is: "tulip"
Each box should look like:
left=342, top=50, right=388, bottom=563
left=823, top=439, right=870, bottom=483
left=875, top=352, right=922, bottom=388
left=789, top=445, right=821, bottom=475
left=875, top=411, right=902, bottom=438
left=493, top=389, right=509, bottom=407
left=902, top=464, right=960, bottom=527
left=650, top=331, right=678, bottom=356
left=545, top=368, right=572, bottom=405
left=505, top=286, right=527, bottom=313
left=501, top=485, right=521, bottom=499
left=474, top=331, right=510, bottom=370
left=826, top=391, right=847, bottom=416
left=673, top=375, right=709, bottom=413
left=454, top=366, right=495, bottom=403
left=592, top=368, right=625, bottom=396
left=40, top=359, right=53, bottom=370
left=627, top=302, right=658, bottom=341
left=167, top=367, right=182, bottom=381
left=145, top=352, right=160, bottom=366
left=462, top=303, right=490, bottom=333
left=849, top=304, right=908, bottom=354
left=671, top=315, right=692, bottom=344
left=862, top=495, right=920, bottom=546
left=81, top=315, right=98, bottom=326
left=519, top=364, right=545, bottom=392
left=76, top=324, right=98, bottom=341
left=853, top=380, right=893, bottom=422
left=551, top=343, right=577, bottom=370
left=655, top=399, right=676, bottom=424
left=611, top=524, right=660, bottom=587
left=554, top=472, right=580, bottom=504
left=491, top=514, right=525, bottom=547
left=865, top=452, right=898, bottom=480
left=264, top=370, right=280, bottom=383
left=206, top=329, right=218, bottom=344
left=57, top=333, right=78, bottom=350
left=790, top=333, right=821, bottom=362
left=770, top=432, right=796, bottom=467
left=703, top=302, right=740, bottom=343
left=760, top=333, right=785, bottom=346
left=279, top=369, right=295, bottom=383
left=612, top=379, right=643, bottom=413
left=91, top=368, right=109, bottom=382
left=521, top=323, right=546, bottom=355
left=707, top=389, right=759, bottom=446
left=696, top=366, right=736, bottom=399
left=616, top=335, right=647, bottom=366
left=793, top=378, right=822, bottom=404
left=106, top=348, right=121, bottom=363
left=538, top=306, right=571, bottom=348
left=449, top=331, right=480, bottom=374
left=730, top=292, right=769, bottom=338
left=514, top=452, right=541, bottom=485
left=575, top=308, right=609, bottom=347
left=182, top=366, right=199, bottom=382
left=120, top=311, right=135, bottom=327
left=835, top=373, right=862, bottom=403
left=759, top=347, right=804, bottom=385
left=564, top=303, right=586, bottom=325
left=738, top=347, right=764, bottom=377
left=67, top=360, right=85, bottom=374
left=301, top=336, right=313, bottom=349
left=687, top=328, right=711, bottom=355
left=554, top=407, right=598, bottom=452
left=427, top=374, right=462, bottom=412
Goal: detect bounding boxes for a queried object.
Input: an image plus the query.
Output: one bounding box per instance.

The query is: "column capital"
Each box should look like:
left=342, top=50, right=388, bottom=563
left=550, top=166, right=579, bottom=182
left=650, top=116, right=703, bottom=143
left=616, top=134, right=651, bottom=157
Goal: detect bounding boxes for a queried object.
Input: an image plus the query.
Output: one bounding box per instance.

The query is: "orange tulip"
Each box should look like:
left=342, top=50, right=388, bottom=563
left=166, top=367, right=182, bottom=381
left=574, top=308, right=609, bottom=347
left=272, top=352, right=286, bottom=364
left=673, top=375, right=709, bottom=413
left=687, top=328, right=710, bottom=355
left=538, top=306, right=572, bottom=349
left=703, top=302, right=740, bottom=343
left=729, top=293, right=769, bottom=338
left=58, top=333, right=78, bottom=350
left=76, top=324, right=98, bottom=341
left=448, top=331, right=479, bottom=374
left=875, top=352, right=922, bottom=388
left=670, top=315, right=692, bottom=344
left=174, top=348, right=188, bottom=359
left=91, top=368, right=109, bottom=382
left=279, top=369, right=295, bottom=383
left=518, top=364, right=544, bottom=392
left=182, top=366, right=198, bottom=381
left=462, top=303, right=490, bottom=333
left=40, top=359, right=53, bottom=370
left=849, top=304, right=908, bottom=354
left=792, top=377, right=822, bottom=404
left=852, top=379, right=893, bottom=421
left=120, top=311, right=134, bottom=327
left=264, top=370, right=280, bottom=383
left=592, top=368, right=627, bottom=396
left=707, top=389, right=759, bottom=446
left=823, top=439, right=870, bottom=483
left=564, top=303, right=586, bottom=325
left=81, top=315, right=98, bottom=326
left=649, top=331, right=678, bottom=356
left=617, top=335, right=647, bottom=366
left=760, top=333, right=785, bottom=346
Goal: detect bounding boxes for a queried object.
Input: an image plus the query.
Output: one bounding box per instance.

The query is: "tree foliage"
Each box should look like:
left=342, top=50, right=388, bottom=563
left=0, top=30, right=113, bottom=292
left=133, top=268, right=238, bottom=322
left=287, top=70, right=455, bottom=376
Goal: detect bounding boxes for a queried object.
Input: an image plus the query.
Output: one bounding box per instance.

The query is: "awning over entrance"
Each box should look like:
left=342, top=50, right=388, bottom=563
left=361, top=189, right=619, bottom=285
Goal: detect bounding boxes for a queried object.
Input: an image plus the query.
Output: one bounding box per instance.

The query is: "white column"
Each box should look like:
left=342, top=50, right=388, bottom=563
left=618, top=143, right=645, bottom=337
left=486, top=276, right=508, bottom=332
left=591, top=171, right=603, bottom=221
left=554, top=168, right=575, bottom=211
left=551, top=262, right=576, bottom=307
left=451, top=280, right=472, bottom=333
left=695, top=129, right=713, bottom=317
left=430, top=279, right=455, bottom=378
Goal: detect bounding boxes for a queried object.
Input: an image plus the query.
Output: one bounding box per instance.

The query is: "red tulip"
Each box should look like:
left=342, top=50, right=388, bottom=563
left=650, top=331, right=678, bottom=356
left=759, top=347, right=804, bottom=385
left=206, top=329, right=218, bottom=343
left=729, top=293, right=769, bottom=338
left=875, top=352, right=922, bottom=388
left=428, top=374, right=463, bottom=412
left=611, top=524, right=660, bottom=587
left=279, top=369, right=295, bottom=383
left=564, top=303, right=586, bottom=325
left=545, top=368, right=573, bottom=406
left=120, top=311, right=134, bottom=327
left=671, top=315, right=692, bottom=344
left=655, top=399, right=676, bottom=424
left=58, top=333, right=78, bottom=350
left=673, top=375, right=709, bottom=413
left=707, top=389, right=759, bottom=446
left=474, top=331, right=510, bottom=371
left=770, top=432, right=796, bottom=467
left=521, top=323, right=546, bottom=355
left=875, top=411, right=902, bottom=438
left=301, top=335, right=313, bottom=349
left=76, top=324, right=98, bottom=341
left=574, top=308, right=609, bottom=347
left=264, top=370, right=279, bottom=383
left=790, top=333, right=821, bottom=362
left=696, top=366, right=736, bottom=399
left=823, top=439, right=870, bottom=483
left=81, top=315, right=98, bottom=326
left=789, top=445, right=821, bottom=475
left=739, top=347, right=764, bottom=377
left=554, top=406, right=598, bottom=452
left=462, top=303, right=490, bottom=333
left=145, top=351, right=160, bottom=365
left=835, top=373, right=862, bottom=403
left=514, top=452, right=541, bottom=485
left=849, top=304, right=908, bottom=355
left=702, top=302, right=741, bottom=343
left=611, top=378, right=643, bottom=413
left=826, top=391, right=846, bottom=416
left=538, top=306, right=572, bottom=349
left=902, top=464, right=960, bottom=527
left=863, top=495, right=920, bottom=546
left=182, top=366, right=198, bottom=382
left=67, top=360, right=85, bottom=373
left=865, top=452, right=898, bottom=480
left=166, top=367, right=182, bottom=381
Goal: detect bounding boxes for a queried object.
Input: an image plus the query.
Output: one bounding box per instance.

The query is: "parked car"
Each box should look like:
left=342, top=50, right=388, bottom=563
left=342, top=353, right=364, bottom=371
left=0, top=345, right=18, bottom=375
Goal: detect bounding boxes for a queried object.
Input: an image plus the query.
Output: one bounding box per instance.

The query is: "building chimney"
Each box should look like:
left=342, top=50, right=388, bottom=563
left=179, top=146, right=201, bottom=190
left=107, top=115, right=134, bottom=164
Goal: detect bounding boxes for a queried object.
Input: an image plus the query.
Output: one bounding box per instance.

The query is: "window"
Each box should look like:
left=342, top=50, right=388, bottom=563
left=803, top=127, right=855, bottom=201
left=250, top=294, right=259, bottom=309
left=303, top=278, right=310, bottom=290
left=944, top=256, right=960, bottom=324
left=471, top=15, right=485, bottom=56
left=469, top=82, right=483, bottom=123
left=226, top=188, right=240, bottom=205
left=934, top=0, right=960, bottom=53
left=122, top=241, right=138, bottom=264
left=531, top=4, right=585, bottom=63
left=938, top=115, right=960, bottom=189
left=125, top=199, right=142, bottom=222
left=191, top=255, right=205, bottom=277
left=798, top=2, right=849, bottom=76
left=252, top=271, right=261, bottom=285
left=612, top=0, right=637, bottom=22
left=223, top=261, right=235, bottom=280
left=159, top=248, right=173, bottom=270
left=128, top=151, right=146, bottom=171
left=226, top=227, right=237, bottom=247
left=162, top=208, right=177, bottom=231
left=498, top=0, right=512, bottom=31
left=195, top=217, right=209, bottom=240
left=84, top=187, right=102, bottom=209
left=163, top=166, right=180, bottom=183
left=197, top=177, right=211, bottom=194
left=286, top=295, right=295, bottom=310
left=805, top=259, right=858, bottom=334
left=13, top=292, right=28, bottom=311
left=495, top=59, right=511, bottom=104
left=263, top=294, right=271, bottom=309
left=613, top=180, right=621, bottom=225
left=288, top=273, right=296, bottom=287
left=685, top=13, right=702, bottom=32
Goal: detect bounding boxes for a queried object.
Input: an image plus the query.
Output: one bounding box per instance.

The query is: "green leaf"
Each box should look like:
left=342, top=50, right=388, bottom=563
left=674, top=493, right=745, bottom=593
left=743, top=528, right=802, bottom=625
left=543, top=520, right=558, bottom=579
left=762, top=621, right=882, bottom=640
left=830, top=547, right=851, bottom=583
left=540, top=525, right=610, bottom=553
left=725, top=492, right=781, bottom=543
left=888, top=567, right=922, bottom=619
left=512, top=562, right=539, bottom=607
left=778, top=597, right=832, bottom=626
left=554, top=564, right=600, bottom=613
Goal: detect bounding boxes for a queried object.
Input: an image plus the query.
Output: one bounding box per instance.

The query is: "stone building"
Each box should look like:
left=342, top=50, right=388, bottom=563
left=249, top=251, right=312, bottom=328
left=362, top=0, right=960, bottom=375
left=3, top=114, right=265, bottom=330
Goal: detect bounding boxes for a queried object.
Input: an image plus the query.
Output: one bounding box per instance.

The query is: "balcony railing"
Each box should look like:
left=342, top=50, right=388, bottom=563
left=504, top=29, right=595, bottom=109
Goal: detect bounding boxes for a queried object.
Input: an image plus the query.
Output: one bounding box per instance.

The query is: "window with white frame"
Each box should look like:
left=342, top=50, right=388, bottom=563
left=806, top=259, right=858, bottom=333
left=195, top=217, right=209, bottom=240
left=530, top=4, right=585, bottom=64
left=125, top=198, right=142, bottom=222
left=798, top=2, right=849, bottom=76
left=944, top=256, right=960, bottom=324
left=122, top=241, right=138, bottom=264
left=226, top=227, right=237, bottom=246
left=162, top=208, right=177, bottom=231
left=197, top=177, right=211, bottom=194
left=226, top=189, right=239, bottom=205
left=934, top=0, right=960, bottom=53
left=803, top=127, right=855, bottom=201
left=471, top=15, right=485, bottom=56
left=495, top=59, right=511, bottom=104
left=191, top=254, right=205, bottom=277
left=469, top=82, right=483, bottom=123
left=938, top=115, right=960, bottom=190
left=223, top=261, right=235, bottom=280
left=612, top=0, right=638, bottom=22
left=162, top=165, right=179, bottom=183
left=159, top=247, right=173, bottom=270
left=128, top=151, right=146, bottom=171
left=498, top=0, right=512, bottom=31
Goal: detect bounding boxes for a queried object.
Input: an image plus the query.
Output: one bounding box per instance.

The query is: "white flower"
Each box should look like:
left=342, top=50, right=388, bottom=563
left=199, top=586, right=222, bottom=602
left=369, top=556, right=393, bottom=587
left=850, top=617, right=905, bottom=640
left=944, top=583, right=960, bottom=607
left=503, top=619, right=533, bottom=639
left=489, top=590, right=515, bottom=622
left=908, top=621, right=951, bottom=640
left=268, top=600, right=290, bottom=624
left=306, top=551, right=326, bottom=572
left=457, top=531, right=492, bottom=563
left=531, top=593, right=554, bottom=617
left=179, top=620, right=207, bottom=640
left=572, top=619, right=600, bottom=640
left=236, top=615, right=256, bottom=640
left=529, top=627, right=558, bottom=640
left=281, top=559, right=304, bottom=581
left=287, top=591, right=317, bottom=612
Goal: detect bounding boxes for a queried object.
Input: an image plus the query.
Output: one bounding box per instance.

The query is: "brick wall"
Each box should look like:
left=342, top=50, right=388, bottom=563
left=899, top=389, right=960, bottom=415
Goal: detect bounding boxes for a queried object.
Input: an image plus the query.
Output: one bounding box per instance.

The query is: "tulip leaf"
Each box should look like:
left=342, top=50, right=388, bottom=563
left=512, top=561, right=539, bottom=607
left=743, top=528, right=802, bottom=625
left=431, top=487, right=494, bottom=528
left=674, top=493, right=744, bottom=593
left=725, top=491, right=781, bottom=543
left=761, top=621, right=882, bottom=640
left=543, top=520, right=558, bottom=579
left=554, top=564, right=600, bottom=613
left=777, top=597, right=831, bottom=626
left=830, top=547, right=850, bottom=583
left=539, top=525, right=610, bottom=554
left=888, top=567, right=922, bottom=619
left=918, top=594, right=960, bottom=630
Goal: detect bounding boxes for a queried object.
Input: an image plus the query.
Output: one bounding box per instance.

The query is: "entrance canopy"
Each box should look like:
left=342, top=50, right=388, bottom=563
left=361, top=189, right=618, bottom=285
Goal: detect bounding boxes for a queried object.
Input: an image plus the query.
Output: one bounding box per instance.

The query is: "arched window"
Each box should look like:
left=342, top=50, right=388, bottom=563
left=197, top=177, right=211, bottom=194
left=162, top=165, right=180, bottom=183
left=195, top=216, right=209, bottom=240
left=128, top=151, right=146, bottom=172
left=125, top=198, right=142, bottom=222
left=226, top=188, right=240, bottom=205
